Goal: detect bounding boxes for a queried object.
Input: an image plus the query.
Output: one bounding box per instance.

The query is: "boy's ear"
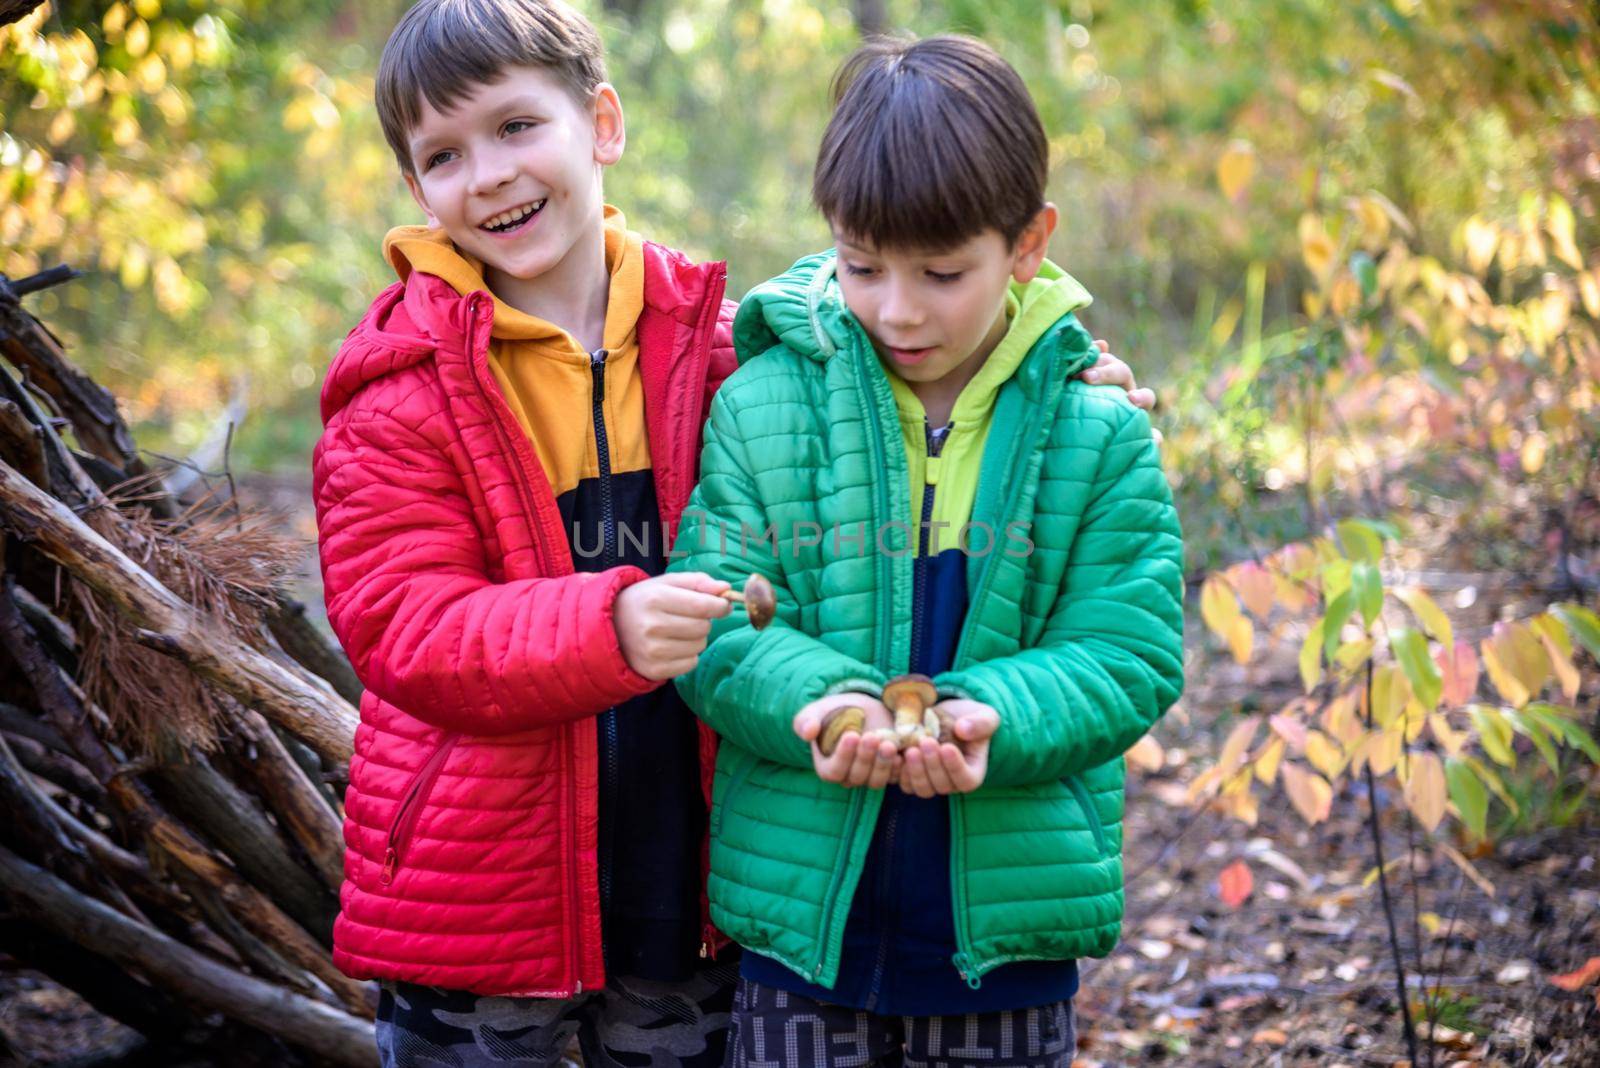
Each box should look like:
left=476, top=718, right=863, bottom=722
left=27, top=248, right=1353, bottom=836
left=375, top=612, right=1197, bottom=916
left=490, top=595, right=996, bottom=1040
left=1011, top=203, right=1059, bottom=284
left=403, top=172, right=441, bottom=228
left=591, top=83, right=625, bottom=166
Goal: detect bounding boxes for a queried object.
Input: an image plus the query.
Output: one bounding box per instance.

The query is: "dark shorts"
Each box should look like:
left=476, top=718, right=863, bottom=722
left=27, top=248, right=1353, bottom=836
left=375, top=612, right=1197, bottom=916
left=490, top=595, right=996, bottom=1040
left=376, top=960, right=739, bottom=1068
left=725, top=977, right=1077, bottom=1068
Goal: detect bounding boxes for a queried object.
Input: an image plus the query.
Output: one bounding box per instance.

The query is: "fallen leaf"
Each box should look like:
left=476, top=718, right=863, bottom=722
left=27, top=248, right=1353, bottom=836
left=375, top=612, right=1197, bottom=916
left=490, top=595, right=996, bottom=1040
left=1252, top=1029, right=1289, bottom=1047
left=1550, top=956, right=1600, bottom=991
left=1218, top=859, right=1253, bottom=908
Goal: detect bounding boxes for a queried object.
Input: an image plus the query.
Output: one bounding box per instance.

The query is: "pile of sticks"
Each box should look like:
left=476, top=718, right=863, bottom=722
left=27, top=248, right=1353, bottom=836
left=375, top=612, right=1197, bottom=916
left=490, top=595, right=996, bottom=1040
left=0, top=267, right=376, bottom=1067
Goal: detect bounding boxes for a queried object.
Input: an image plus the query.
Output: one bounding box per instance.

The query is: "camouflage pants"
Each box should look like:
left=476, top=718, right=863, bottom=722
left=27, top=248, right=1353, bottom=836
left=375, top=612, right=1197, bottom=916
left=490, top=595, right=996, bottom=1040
left=725, top=978, right=1077, bottom=1068
left=376, top=961, right=738, bottom=1068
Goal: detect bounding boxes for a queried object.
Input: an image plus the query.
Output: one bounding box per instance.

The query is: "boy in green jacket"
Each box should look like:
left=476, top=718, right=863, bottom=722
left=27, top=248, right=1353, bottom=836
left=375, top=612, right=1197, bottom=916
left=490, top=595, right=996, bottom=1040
left=672, top=34, right=1185, bottom=1067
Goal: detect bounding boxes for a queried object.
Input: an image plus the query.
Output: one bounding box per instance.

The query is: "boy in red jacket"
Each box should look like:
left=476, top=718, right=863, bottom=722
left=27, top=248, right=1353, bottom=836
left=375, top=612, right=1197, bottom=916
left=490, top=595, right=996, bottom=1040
left=313, top=2, right=1150, bottom=1064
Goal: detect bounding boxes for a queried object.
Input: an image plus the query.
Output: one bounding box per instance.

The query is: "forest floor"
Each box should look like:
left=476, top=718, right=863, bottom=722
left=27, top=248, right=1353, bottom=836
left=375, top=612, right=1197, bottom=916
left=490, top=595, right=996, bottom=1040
left=1, top=473, right=1594, bottom=1067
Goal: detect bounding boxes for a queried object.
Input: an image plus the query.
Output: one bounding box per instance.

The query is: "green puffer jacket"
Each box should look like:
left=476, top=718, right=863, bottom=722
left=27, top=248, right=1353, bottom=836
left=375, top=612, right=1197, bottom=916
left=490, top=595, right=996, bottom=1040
left=673, top=251, right=1184, bottom=988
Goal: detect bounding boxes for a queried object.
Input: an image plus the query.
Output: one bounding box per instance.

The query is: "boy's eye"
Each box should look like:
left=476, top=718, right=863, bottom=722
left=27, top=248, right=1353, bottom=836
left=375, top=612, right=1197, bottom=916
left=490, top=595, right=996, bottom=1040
left=843, top=263, right=878, bottom=277
left=928, top=270, right=964, bottom=283
left=424, top=149, right=456, bottom=170
left=504, top=119, right=535, bottom=135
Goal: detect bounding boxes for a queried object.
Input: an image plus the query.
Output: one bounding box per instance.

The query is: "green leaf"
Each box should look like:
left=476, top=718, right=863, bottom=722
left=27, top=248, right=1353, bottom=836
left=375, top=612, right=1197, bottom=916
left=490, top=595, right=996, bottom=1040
left=1523, top=703, right=1600, bottom=764
left=1352, top=563, right=1383, bottom=628
left=1509, top=710, right=1560, bottom=775
left=1551, top=602, right=1600, bottom=663
left=1352, top=251, right=1378, bottom=298
left=1392, top=628, right=1442, bottom=710
left=1445, top=757, right=1487, bottom=841
left=1325, top=591, right=1356, bottom=659
left=1468, top=705, right=1515, bottom=767
left=1300, top=618, right=1325, bottom=693
left=1337, top=519, right=1384, bottom=565
left=1461, top=755, right=1518, bottom=817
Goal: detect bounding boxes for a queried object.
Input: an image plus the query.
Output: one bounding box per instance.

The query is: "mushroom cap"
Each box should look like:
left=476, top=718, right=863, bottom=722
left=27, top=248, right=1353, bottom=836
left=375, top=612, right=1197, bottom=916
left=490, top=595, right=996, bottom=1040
left=742, top=573, right=776, bottom=629
left=881, top=673, right=937, bottom=710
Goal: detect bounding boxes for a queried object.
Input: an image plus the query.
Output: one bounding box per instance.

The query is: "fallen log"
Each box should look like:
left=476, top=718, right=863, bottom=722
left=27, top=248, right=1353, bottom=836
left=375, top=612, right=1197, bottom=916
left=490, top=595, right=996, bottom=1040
left=0, top=847, right=377, bottom=1068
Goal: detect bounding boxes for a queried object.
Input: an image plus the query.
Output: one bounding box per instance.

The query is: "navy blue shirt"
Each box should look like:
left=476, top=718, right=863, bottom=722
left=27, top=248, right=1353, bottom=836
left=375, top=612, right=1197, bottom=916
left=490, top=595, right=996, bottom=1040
left=742, top=525, right=1080, bottom=1013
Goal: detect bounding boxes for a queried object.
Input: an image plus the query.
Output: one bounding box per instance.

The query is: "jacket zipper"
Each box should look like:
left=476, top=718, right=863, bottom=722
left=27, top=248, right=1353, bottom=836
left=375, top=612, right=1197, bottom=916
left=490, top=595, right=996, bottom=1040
left=908, top=420, right=950, bottom=667
left=590, top=347, right=622, bottom=921
left=1066, top=775, right=1110, bottom=858
left=459, top=293, right=585, bottom=993
left=947, top=350, right=1072, bottom=988
left=381, top=734, right=461, bottom=884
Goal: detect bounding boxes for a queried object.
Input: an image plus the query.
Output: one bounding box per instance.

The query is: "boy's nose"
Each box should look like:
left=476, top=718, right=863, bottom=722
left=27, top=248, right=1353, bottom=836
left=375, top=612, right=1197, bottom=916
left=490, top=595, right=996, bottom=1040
left=878, top=283, right=924, bottom=330
left=467, top=153, right=516, bottom=196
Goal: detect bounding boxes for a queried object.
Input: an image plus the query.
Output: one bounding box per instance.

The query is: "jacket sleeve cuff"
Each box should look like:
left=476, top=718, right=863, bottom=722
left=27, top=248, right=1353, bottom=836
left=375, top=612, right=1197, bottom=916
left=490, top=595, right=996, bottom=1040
left=579, top=565, right=660, bottom=704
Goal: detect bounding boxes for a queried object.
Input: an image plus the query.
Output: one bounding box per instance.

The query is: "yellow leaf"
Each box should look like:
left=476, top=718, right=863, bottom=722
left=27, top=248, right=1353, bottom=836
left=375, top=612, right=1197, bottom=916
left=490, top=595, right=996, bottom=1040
left=1281, top=762, right=1334, bottom=824
left=1300, top=213, right=1335, bottom=278
left=1393, top=588, right=1453, bottom=650
left=1371, top=664, right=1411, bottom=729
left=1201, top=576, right=1241, bottom=637
left=47, top=110, right=75, bottom=145
left=1356, top=194, right=1391, bottom=247
left=1227, top=615, right=1254, bottom=665
left=1368, top=728, right=1403, bottom=776
left=1232, top=561, right=1276, bottom=620
left=1217, top=140, right=1256, bottom=201
left=1335, top=638, right=1375, bottom=671
left=1547, top=195, right=1584, bottom=270
left=1219, top=716, right=1261, bottom=775
left=1481, top=634, right=1531, bottom=709
left=1580, top=270, right=1600, bottom=320
left=1300, top=621, right=1324, bottom=693
left=1430, top=713, right=1466, bottom=757
left=1254, top=736, right=1285, bottom=785
left=1404, top=751, right=1448, bottom=832
left=1323, top=691, right=1365, bottom=749
left=1531, top=616, right=1580, bottom=700
left=1419, top=911, right=1442, bottom=935
left=1463, top=216, right=1498, bottom=275
left=1403, top=699, right=1430, bottom=743
left=125, top=18, right=150, bottom=57
left=1305, top=729, right=1347, bottom=779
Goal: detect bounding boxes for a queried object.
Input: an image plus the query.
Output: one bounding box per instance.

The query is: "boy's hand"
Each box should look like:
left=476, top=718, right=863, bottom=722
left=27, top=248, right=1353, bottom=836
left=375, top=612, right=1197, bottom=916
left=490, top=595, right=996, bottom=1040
left=898, top=699, right=1000, bottom=797
left=1080, top=340, right=1161, bottom=445
left=614, top=572, right=733, bottom=680
left=794, top=693, right=900, bottom=789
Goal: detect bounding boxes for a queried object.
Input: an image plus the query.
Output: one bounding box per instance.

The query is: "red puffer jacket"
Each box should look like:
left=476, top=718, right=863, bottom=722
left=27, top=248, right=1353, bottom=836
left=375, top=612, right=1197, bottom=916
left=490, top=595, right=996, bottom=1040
left=313, top=241, right=735, bottom=997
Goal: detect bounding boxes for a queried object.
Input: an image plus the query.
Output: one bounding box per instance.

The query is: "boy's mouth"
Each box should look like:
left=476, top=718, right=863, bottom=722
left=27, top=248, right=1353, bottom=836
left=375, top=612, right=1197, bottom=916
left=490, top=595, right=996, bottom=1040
left=885, top=344, right=937, bottom=366
left=479, top=199, right=546, bottom=235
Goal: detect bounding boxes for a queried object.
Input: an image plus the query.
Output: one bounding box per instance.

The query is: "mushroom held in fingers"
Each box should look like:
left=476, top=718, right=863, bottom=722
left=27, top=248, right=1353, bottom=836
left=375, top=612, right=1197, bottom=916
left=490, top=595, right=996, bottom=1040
left=881, top=674, right=938, bottom=745
left=719, top=573, right=777, bottom=630
left=817, top=705, right=867, bottom=756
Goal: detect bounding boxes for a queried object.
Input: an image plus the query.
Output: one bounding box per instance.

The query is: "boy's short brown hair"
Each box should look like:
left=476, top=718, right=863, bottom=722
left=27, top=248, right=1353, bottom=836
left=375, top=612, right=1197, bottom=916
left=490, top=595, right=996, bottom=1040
left=813, top=35, right=1047, bottom=251
left=376, top=0, right=607, bottom=175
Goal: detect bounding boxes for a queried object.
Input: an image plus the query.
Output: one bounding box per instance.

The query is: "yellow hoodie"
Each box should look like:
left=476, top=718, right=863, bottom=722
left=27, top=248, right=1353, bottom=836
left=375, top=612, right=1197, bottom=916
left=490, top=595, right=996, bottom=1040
left=381, top=206, right=649, bottom=501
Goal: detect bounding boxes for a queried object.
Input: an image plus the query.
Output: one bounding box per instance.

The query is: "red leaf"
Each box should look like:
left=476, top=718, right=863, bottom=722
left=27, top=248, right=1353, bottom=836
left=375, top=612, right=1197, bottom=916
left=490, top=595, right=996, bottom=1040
left=1219, top=860, right=1253, bottom=909
left=1550, top=956, right=1600, bottom=991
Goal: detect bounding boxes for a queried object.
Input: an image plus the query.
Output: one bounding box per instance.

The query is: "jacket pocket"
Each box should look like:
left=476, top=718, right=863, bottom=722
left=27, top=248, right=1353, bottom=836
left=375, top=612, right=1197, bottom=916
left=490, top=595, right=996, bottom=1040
left=710, top=749, right=757, bottom=837
left=1064, top=774, right=1110, bottom=860
left=382, top=733, right=461, bottom=885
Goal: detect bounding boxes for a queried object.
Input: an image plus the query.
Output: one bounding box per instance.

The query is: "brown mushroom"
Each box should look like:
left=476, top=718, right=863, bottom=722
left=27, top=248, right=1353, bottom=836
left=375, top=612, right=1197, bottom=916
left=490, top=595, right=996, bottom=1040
left=720, top=574, right=777, bottom=630
left=817, top=705, right=866, bottom=756
left=881, top=674, right=938, bottom=746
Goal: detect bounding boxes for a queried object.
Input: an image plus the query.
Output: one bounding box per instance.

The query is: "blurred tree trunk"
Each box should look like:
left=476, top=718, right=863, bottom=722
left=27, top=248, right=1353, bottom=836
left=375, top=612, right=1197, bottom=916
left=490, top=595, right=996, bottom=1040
left=854, top=0, right=887, bottom=35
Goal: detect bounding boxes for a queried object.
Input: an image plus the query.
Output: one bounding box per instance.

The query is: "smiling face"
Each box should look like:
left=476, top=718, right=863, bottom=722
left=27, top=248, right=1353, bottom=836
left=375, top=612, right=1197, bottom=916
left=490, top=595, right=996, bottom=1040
left=401, top=64, right=622, bottom=286
left=833, top=208, right=1055, bottom=405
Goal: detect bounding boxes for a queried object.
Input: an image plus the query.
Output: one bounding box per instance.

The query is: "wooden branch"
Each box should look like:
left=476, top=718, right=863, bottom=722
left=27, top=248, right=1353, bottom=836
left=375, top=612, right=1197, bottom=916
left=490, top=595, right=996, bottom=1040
left=2, top=727, right=106, bottom=805
left=0, top=918, right=192, bottom=1040
left=231, top=709, right=346, bottom=894
left=0, top=584, right=371, bottom=1017
left=0, top=457, right=358, bottom=765
left=0, top=284, right=144, bottom=475
left=0, top=397, right=46, bottom=486
left=0, top=846, right=378, bottom=1068
left=268, top=590, right=364, bottom=706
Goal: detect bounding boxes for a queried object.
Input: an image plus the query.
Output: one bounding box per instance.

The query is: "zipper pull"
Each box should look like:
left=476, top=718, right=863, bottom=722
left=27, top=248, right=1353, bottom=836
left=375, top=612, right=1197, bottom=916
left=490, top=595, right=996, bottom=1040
left=590, top=348, right=608, bottom=402
left=381, top=848, right=398, bottom=885
left=952, top=952, right=983, bottom=990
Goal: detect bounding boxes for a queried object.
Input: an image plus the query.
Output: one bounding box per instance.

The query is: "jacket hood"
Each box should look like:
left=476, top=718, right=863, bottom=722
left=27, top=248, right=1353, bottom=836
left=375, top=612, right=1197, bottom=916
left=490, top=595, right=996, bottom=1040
left=320, top=231, right=726, bottom=424
left=731, top=251, right=1098, bottom=395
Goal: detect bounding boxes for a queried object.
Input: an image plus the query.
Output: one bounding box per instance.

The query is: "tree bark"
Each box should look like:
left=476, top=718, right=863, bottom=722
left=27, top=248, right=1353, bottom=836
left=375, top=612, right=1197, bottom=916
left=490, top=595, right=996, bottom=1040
left=0, top=847, right=378, bottom=1068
